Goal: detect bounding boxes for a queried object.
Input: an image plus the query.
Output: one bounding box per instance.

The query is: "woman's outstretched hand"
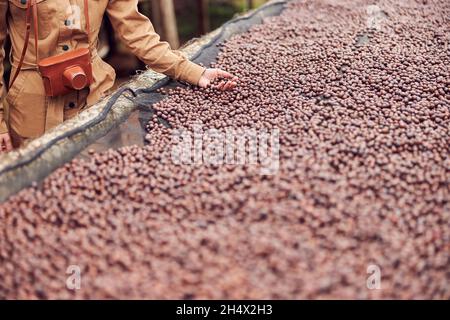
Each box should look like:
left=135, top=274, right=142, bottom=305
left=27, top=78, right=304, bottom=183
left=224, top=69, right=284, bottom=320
left=198, top=68, right=238, bottom=91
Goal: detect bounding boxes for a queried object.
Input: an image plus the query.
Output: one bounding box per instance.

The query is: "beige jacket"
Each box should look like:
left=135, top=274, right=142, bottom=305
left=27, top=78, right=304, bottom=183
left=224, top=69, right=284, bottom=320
left=0, top=0, right=205, bottom=139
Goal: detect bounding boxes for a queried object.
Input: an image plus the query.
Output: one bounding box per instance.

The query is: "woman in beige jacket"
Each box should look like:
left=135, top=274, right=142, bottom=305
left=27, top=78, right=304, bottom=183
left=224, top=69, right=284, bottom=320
left=0, top=0, right=237, bottom=151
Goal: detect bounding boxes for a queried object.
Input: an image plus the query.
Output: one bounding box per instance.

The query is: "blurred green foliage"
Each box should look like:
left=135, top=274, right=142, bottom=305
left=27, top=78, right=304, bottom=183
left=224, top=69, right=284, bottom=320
left=177, top=0, right=268, bottom=43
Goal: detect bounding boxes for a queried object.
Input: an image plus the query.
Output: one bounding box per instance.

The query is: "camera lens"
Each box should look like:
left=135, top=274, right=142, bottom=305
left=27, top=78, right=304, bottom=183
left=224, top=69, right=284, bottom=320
left=63, top=66, right=88, bottom=90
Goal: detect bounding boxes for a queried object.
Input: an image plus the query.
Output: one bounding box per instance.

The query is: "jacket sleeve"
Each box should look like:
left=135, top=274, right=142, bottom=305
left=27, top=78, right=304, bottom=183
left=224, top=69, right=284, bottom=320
left=0, top=0, right=9, bottom=134
left=106, top=0, right=205, bottom=85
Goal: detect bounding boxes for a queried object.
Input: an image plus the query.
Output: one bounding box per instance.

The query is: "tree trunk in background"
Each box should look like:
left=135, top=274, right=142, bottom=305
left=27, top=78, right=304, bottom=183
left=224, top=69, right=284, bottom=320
left=247, top=0, right=254, bottom=9
left=197, top=0, right=210, bottom=35
left=149, top=0, right=163, bottom=35
left=159, top=0, right=180, bottom=49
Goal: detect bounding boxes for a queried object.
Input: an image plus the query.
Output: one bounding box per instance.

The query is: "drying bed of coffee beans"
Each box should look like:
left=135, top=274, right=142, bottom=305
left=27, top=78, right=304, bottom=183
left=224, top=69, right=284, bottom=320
left=1, top=0, right=449, bottom=299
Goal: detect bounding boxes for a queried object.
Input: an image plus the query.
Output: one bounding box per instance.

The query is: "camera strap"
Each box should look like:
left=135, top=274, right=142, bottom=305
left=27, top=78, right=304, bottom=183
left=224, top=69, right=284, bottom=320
left=9, top=0, right=91, bottom=89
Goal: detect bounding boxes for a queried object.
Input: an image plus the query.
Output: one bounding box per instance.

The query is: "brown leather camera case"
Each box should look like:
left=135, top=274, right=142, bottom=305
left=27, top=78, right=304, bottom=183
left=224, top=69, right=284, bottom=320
left=39, top=48, right=93, bottom=97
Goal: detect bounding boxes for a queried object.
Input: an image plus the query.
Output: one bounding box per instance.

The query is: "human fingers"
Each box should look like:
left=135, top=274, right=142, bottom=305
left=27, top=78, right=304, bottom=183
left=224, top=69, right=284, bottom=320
left=223, top=81, right=234, bottom=91
left=216, top=69, right=235, bottom=79
left=0, top=134, right=13, bottom=152
left=4, top=135, right=12, bottom=152
left=213, top=81, right=226, bottom=91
